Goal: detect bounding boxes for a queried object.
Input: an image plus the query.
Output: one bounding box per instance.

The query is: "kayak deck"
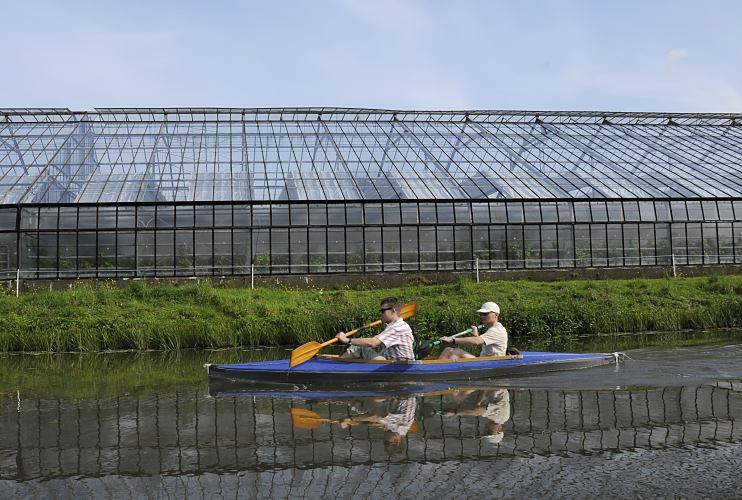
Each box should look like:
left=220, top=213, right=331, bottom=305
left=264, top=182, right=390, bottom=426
left=206, top=351, right=623, bottom=385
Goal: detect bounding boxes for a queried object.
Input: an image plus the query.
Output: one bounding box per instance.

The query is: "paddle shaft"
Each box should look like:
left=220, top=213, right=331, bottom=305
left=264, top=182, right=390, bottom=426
left=432, top=324, right=485, bottom=346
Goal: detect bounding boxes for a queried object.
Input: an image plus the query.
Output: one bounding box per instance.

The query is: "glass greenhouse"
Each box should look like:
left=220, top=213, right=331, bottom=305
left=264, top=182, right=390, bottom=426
left=1, top=108, right=741, bottom=279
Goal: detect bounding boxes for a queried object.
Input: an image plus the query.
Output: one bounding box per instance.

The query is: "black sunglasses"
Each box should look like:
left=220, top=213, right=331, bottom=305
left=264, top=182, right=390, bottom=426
left=379, top=307, right=393, bottom=313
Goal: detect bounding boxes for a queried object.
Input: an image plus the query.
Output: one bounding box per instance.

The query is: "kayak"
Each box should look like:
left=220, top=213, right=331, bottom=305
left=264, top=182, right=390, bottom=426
left=205, top=351, right=625, bottom=386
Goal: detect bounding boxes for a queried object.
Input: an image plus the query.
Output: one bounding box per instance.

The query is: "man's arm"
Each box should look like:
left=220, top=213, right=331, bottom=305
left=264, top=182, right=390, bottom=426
left=336, top=331, right=383, bottom=348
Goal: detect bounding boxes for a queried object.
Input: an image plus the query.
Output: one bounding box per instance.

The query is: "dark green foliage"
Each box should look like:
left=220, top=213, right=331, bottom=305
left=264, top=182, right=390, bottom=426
left=0, top=275, right=741, bottom=352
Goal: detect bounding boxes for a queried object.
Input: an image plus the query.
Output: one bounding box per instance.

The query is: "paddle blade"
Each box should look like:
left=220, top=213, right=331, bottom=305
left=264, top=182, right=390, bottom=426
left=291, top=407, right=325, bottom=430
left=400, top=303, right=417, bottom=319
left=289, top=341, right=322, bottom=368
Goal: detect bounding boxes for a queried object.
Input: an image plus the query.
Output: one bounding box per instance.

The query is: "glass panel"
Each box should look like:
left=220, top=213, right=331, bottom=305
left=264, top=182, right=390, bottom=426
left=253, top=205, right=271, bottom=226
left=558, top=225, right=574, bottom=267
left=156, top=230, right=174, bottom=276
left=383, top=203, right=401, bottom=225
left=137, top=206, right=155, bottom=229
left=702, top=223, right=718, bottom=264
left=490, top=202, right=507, bottom=223
left=308, top=228, right=326, bottom=272
left=214, top=206, right=231, bottom=227
left=327, top=205, right=345, bottom=226
left=195, top=229, right=212, bottom=275
left=506, top=225, right=523, bottom=268
left=401, top=203, right=419, bottom=224
left=233, top=229, right=251, bottom=274
left=117, top=231, right=136, bottom=277
left=233, top=205, right=252, bottom=227
left=472, top=226, right=489, bottom=268
left=327, top=228, right=344, bottom=272
left=346, top=204, right=363, bottom=225
left=472, top=203, right=490, bottom=224
left=157, top=206, right=175, bottom=228
left=455, top=227, right=471, bottom=270
left=574, top=224, right=591, bottom=266
left=136, top=231, right=155, bottom=277
left=401, top=227, right=418, bottom=271
left=59, top=207, right=77, bottom=230
left=271, top=228, right=289, bottom=273
left=290, top=204, right=308, bottom=226
left=640, top=224, right=655, bottom=265
left=253, top=229, right=270, bottom=273
left=506, top=202, right=523, bottom=223
left=346, top=227, right=363, bottom=272
left=419, top=227, right=436, bottom=270
left=383, top=227, right=400, bottom=271
left=76, top=231, right=96, bottom=277
left=734, top=201, right=742, bottom=220
left=419, top=203, right=436, bottom=224
left=437, top=226, right=454, bottom=270
left=735, top=223, right=742, bottom=263
left=524, top=225, right=540, bottom=268
left=686, top=201, right=703, bottom=221
left=656, top=223, right=671, bottom=265
left=21, top=208, right=38, bottom=230
left=175, top=230, right=193, bottom=276
left=591, top=224, right=607, bottom=266
left=557, top=202, right=573, bottom=222
left=176, top=205, right=194, bottom=228
left=623, top=201, right=640, bottom=222
left=365, top=227, right=381, bottom=272
left=702, top=201, right=719, bottom=221
left=718, top=201, right=734, bottom=220
left=78, top=207, right=97, bottom=230
left=540, top=202, right=558, bottom=223
left=485, top=226, right=503, bottom=268
left=39, top=208, right=57, bottom=230
left=686, top=223, right=702, bottom=264
left=623, top=224, right=640, bottom=266
left=214, top=229, right=232, bottom=274
left=454, top=203, right=471, bottom=224
left=639, top=201, right=655, bottom=222
left=606, top=202, right=623, bottom=222
left=541, top=225, right=557, bottom=268
left=37, top=233, right=56, bottom=278
left=98, top=231, right=116, bottom=275
left=58, top=233, right=76, bottom=277
left=523, top=202, right=541, bottom=223
left=718, top=223, right=734, bottom=263
left=590, top=202, right=608, bottom=222
left=574, top=202, right=591, bottom=222
left=607, top=225, right=623, bottom=266
left=670, top=201, right=687, bottom=221
left=272, top=205, right=289, bottom=226
left=654, top=201, right=671, bottom=222
left=671, top=223, right=687, bottom=264
left=0, top=232, right=16, bottom=276
left=364, top=203, right=382, bottom=225
left=437, top=203, right=454, bottom=224
left=117, top=207, right=135, bottom=229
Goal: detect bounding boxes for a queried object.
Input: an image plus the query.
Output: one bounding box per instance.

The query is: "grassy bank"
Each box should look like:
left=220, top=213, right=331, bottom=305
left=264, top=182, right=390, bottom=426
left=0, top=275, right=741, bottom=353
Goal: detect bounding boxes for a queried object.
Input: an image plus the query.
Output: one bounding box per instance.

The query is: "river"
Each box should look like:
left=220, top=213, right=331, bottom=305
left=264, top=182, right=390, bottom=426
left=2, top=331, right=741, bottom=498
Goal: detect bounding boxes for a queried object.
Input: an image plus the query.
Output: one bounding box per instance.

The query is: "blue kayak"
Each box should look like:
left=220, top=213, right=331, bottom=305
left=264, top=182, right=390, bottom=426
left=206, top=351, right=624, bottom=386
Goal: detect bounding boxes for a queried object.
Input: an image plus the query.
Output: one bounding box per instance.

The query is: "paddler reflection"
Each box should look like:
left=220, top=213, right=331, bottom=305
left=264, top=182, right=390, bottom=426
left=437, top=388, right=511, bottom=444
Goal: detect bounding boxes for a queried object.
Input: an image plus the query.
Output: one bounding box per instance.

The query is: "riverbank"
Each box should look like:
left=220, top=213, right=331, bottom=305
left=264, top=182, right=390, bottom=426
left=0, top=275, right=741, bottom=352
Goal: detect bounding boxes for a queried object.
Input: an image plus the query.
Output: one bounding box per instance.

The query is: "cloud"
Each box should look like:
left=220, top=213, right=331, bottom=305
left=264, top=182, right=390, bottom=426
left=666, top=49, right=688, bottom=64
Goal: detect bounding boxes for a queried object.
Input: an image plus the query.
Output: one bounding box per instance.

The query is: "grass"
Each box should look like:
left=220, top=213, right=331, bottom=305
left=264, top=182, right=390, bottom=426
left=0, top=275, right=741, bottom=353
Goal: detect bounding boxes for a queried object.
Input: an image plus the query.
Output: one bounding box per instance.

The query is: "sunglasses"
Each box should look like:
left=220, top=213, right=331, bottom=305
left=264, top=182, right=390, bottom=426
left=379, top=307, right=393, bottom=313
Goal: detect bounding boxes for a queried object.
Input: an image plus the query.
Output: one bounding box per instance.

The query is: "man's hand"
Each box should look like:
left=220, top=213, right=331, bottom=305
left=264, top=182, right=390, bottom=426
left=336, top=332, right=349, bottom=344
left=471, top=325, right=480, bottom=336
left=441, top=336, right=453, bottom=344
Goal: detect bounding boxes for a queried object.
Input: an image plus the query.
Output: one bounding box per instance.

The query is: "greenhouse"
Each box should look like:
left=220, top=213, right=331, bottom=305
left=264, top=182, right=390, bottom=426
left=0, top=107, right=741, bottom=280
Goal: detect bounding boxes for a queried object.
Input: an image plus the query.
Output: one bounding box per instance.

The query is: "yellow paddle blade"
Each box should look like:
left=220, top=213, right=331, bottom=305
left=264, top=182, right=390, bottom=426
left=289, top=302, right=417, bottom=368
left=290, top=407, right=326, bottom=430
left=289, top=341, right=323, bottom=368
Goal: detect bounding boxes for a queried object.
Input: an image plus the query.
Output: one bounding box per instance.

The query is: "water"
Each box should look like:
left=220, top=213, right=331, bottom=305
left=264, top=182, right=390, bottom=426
left=2, top=332, right=742, bottom=498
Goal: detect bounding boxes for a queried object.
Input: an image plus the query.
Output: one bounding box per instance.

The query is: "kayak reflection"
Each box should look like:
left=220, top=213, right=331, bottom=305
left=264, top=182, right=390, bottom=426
left=434, top=388, right=511, bottom=444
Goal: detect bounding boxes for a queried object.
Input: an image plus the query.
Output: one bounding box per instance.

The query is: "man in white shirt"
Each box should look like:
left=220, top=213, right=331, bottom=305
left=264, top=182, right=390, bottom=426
left=336, top=297, right=415, bottom=361
left=438, top=301, right=508, bottom=360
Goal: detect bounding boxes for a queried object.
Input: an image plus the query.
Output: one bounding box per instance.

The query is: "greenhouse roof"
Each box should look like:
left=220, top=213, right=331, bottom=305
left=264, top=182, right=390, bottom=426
left=1, top=108, right=742, bottom=205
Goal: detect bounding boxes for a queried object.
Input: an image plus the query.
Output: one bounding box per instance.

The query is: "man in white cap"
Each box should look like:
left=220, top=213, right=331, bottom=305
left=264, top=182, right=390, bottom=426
left=438, top=301, right=508, bottom=359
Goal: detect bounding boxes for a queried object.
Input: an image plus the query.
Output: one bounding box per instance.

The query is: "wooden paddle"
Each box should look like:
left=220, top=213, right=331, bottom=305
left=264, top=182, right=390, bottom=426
left=291, top=407, right=420, bottom=432
left=289, top=303, right=417, bottom=368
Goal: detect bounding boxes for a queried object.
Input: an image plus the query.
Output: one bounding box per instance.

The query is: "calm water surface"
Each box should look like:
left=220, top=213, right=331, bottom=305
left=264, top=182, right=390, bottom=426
left=2, top=332, right=742, bottom=498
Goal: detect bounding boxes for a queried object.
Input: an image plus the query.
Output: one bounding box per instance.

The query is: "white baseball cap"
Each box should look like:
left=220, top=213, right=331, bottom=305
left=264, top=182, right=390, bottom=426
left=477, top=302, right=500, bottom=314
left=482, top=432, right=504, bottom=444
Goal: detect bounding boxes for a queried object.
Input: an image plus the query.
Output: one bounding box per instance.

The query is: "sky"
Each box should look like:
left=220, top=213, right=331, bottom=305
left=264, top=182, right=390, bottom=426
left=2, top=0, right=741, bottom=112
